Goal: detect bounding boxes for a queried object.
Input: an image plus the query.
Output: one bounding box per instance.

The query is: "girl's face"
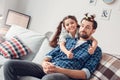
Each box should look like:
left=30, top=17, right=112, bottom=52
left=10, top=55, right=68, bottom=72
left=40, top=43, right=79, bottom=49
left=64, top=18, right=77, bottom=33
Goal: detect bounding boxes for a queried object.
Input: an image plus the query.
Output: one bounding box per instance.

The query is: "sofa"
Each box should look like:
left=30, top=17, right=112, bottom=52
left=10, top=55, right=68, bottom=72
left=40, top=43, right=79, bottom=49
left=0, top=25, right=120, bottom=80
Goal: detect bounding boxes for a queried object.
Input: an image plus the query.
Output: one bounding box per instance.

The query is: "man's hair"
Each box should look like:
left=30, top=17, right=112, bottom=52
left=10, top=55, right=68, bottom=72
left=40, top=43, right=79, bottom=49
left=81, top=13, right=97, bottom=29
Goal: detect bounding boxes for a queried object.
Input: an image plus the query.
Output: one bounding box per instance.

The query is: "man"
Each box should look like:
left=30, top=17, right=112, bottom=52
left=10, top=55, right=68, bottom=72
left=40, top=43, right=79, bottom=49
left=3, top=13, right=102, bottom=80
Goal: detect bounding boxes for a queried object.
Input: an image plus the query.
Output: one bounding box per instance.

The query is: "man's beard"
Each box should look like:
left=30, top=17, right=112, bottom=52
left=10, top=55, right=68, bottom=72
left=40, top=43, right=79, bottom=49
left=79, top=32, right=89, bottom=39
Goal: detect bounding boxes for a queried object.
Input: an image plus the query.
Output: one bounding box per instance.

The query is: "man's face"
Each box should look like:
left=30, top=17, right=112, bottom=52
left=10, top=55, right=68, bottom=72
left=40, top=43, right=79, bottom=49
left=79, top=19, right=95, bottom=39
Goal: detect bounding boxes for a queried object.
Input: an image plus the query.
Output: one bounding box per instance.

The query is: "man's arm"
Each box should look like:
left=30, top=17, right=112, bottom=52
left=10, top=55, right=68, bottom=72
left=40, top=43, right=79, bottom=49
left=41, top=56, right=87, bottom=79
left=54, top=47, right=102, bottom=79
left=83, top=47, right=102, bottom=73
left=41, top=57, right=56, bottom=74
left=55, top=67, right=86, bottom=79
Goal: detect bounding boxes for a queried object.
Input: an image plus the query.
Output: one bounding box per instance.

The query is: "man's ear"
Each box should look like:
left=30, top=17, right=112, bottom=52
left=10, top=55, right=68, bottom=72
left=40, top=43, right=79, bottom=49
left=92, top=29, right=96, bottom=34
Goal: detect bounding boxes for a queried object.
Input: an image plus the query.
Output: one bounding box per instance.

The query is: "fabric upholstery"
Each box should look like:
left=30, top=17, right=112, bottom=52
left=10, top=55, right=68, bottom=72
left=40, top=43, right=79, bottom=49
left=90, top=53, right=120, bottom=80
left=0, top=37, right=31, bottom=59
left=32, top=38, right=54, bottom=64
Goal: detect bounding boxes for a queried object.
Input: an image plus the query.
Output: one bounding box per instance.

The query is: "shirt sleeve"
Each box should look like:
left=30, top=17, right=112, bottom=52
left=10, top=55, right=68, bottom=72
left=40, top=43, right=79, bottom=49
left=82, top=47, right=102, bottom=73
left=45, top=46, right=60, bottom=59
left=82, top=68, right=91, bottom=79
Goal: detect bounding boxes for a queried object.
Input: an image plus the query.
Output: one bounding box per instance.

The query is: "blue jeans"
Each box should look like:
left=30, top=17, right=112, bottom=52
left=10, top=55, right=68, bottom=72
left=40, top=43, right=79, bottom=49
left=3, top=60, right=71, bottom=80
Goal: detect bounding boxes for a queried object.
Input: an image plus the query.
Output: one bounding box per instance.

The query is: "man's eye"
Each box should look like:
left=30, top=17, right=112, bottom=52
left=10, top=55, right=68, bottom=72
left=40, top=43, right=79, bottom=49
left=86, top=26, right=91, bottom=29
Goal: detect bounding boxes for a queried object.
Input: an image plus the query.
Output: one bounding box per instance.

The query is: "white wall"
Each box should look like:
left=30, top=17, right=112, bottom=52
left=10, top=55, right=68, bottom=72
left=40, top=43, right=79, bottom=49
left=0, top=0, right=19, bottom=26
left=1, top=0, right=120, bottom=55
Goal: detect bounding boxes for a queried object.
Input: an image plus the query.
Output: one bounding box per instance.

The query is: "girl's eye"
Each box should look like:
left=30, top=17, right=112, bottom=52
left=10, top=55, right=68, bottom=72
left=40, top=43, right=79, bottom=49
left=66, top=24, right=69, bottom=26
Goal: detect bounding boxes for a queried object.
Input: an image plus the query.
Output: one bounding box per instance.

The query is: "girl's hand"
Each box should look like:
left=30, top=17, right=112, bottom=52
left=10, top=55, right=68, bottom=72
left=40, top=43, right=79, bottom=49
left=66, top=48, right=73, bottom=59
left=88, top=46, right=95, bottom=54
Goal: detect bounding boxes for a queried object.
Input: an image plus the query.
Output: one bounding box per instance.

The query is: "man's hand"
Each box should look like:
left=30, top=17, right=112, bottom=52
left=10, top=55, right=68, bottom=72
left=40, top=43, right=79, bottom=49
left=42, top=61, right=56, bottom=74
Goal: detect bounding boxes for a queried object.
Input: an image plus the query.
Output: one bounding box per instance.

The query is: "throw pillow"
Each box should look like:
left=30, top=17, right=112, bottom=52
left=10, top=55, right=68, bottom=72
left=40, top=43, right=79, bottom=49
left=5, top=25, right=46, bottom=61
left=0, top=37, right=31, bottom=59
left=5, top=25, right=45, bottom=55
left=90, top=53, right=120, bottom=80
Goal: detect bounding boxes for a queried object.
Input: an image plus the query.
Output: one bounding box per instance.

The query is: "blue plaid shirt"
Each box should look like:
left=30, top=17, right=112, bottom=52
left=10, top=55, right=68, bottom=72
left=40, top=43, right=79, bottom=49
left=46, top=38, right=102, bottom=74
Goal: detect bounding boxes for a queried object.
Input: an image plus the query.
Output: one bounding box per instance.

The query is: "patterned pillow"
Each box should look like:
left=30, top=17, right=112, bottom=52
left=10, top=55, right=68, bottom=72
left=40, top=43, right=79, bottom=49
left=90, top=53, right=120, bottom=80
left=0, top=37, right=31, bottom=59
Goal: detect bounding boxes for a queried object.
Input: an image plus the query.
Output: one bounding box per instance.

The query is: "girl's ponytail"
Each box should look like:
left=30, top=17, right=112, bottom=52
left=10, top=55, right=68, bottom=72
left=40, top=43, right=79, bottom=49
left=49, top=21, right=63, bottom=47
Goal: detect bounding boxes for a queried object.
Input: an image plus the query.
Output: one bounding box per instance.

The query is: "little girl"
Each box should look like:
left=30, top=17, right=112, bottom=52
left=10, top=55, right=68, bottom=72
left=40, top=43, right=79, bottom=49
left=49, top=14, right=98, bottom=59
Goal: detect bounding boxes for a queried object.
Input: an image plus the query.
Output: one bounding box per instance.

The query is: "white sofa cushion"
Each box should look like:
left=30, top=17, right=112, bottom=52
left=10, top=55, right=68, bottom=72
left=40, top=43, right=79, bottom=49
left=32, top=38, right=54, bottom=64
left=17, top=38, right=54, bottom=80
left=0, top=56, right=10, bottom=66
left=5, top=25, right=45, bottom=60
left=0, top=66, right=4, bottom=80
